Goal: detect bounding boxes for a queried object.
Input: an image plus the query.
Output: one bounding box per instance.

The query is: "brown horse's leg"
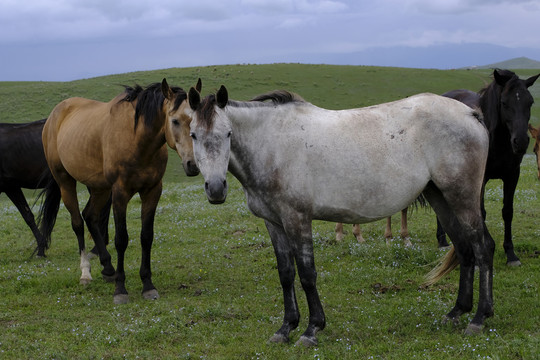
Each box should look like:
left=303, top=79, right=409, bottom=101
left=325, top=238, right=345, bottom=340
left=334, top=223, right=344, bottom=242
left=384, top=216, right=392, bottom=245
left=400, top=208, right=412, bottom=247
left=352, top=224, right=365, bottom=243
left=138, top=183, right=162, bottom=300
left=111, top=186, right=131, bottom=304
left=82, top=189, right=115, bottom=281
left=58, top=179, right=90, bottom=284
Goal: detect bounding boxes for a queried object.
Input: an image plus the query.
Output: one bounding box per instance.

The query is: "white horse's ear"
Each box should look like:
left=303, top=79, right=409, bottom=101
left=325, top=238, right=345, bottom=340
left=189, top=87, right=200, bottom=110
left=195, top=78, right=202, bottom=93
left=217, top=85, right=228, bottom=108
left=161, top=78, right=174, bottom=100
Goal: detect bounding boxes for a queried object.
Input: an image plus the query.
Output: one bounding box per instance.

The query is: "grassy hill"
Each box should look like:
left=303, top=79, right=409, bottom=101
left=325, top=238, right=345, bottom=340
left=475, top=56, right=540, bottom=70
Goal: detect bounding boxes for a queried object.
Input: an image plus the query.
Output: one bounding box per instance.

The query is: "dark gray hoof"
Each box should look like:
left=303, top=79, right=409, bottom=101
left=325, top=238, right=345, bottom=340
left=442, top=315, right=459, bottom=326
left=464, top=323, right=483, bottom=335
left=507, top=260, right=521, bottom=267
left=143, top=289, right=160, bottom=300
left=268, top=333, right=289, bottom=344
left=113, top=294, right=129, bottom=305
left=295, top=335, right=318, bottom=347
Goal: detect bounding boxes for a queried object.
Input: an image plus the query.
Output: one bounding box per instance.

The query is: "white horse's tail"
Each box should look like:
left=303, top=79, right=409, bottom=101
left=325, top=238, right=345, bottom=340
left=423, top=246, right=459, bottom=286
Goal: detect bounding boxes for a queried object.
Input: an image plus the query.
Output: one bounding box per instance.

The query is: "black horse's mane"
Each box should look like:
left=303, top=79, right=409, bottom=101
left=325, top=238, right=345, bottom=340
left=250, top=90, right=306, bottom=104
left=120, top=82, right=187, bottom=129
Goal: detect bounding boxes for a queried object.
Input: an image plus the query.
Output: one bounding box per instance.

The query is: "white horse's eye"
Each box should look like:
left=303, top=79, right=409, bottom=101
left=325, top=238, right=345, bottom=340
left=227, top=131, right=232, bottom=138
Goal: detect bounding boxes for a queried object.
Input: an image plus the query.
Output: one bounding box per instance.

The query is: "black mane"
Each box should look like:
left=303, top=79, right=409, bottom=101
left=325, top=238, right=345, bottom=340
left=121, top=82, right=187, bottom=129
left=250, top=90, right=305, bottom=104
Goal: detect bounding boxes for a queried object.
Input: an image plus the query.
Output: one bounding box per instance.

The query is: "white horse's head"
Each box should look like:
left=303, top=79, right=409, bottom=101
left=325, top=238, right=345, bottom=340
left=188, top=85, right=231, bottom=204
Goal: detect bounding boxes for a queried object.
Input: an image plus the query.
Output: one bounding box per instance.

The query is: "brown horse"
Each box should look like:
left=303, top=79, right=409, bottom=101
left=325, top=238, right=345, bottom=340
left=43, top=78, right=201, bottom=304
left=335, top=209, right=411, bottom=246
left=528, top=124, right=540, bottom=179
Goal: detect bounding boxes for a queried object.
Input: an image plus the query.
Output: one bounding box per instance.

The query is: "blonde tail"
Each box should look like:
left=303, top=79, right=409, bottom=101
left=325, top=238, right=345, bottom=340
left=423, top=246, right=459, bottom=286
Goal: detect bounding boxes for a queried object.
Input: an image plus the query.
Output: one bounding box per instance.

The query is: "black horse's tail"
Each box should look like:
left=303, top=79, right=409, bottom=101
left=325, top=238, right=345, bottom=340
left=36, top=175, right=61, bottom=253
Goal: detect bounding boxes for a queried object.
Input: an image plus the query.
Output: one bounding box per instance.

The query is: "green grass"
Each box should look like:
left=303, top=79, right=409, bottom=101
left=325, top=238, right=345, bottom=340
left=1, top=64, right=539, bottom=359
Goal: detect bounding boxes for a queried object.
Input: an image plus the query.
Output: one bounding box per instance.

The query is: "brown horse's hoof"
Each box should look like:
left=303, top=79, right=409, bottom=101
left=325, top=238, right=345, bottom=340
left=268, top=333, right=289, bottom=344
left=295, top=335, right=318, bottom=347
left=464, top=323, right=483, bottom=335
left=507, top=260, right=521, bottom=267
left=113, top=294, right=129, bottom=305
left=143, top=289, right=159, bottom=300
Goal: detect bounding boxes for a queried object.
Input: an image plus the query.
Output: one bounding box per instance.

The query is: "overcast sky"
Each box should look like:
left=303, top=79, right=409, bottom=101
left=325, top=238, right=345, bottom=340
left=1, top=0, right=540, bottom=81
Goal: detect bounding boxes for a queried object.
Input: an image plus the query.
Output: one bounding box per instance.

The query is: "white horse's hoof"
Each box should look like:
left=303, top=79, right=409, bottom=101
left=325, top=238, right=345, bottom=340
left=295, top=335, right=318, bottom=347
left=113, top=294, right=129, bottom=305
left=143, top=289, right=160, bottom=300
left=79, top=277, right=92, bottom=286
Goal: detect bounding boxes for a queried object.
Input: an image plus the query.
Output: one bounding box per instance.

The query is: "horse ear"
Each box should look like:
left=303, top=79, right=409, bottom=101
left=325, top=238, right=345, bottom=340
left=195, top=78, right=202, bottom=93
left=526, top=73, right=540, bottom=88
left=188, top=87, right=200, bottom=111
left=216, top=85, right=228, bottom=108
left=529, top=123, right=539, bottom=138
left=161, top=78, right=173, bottom=100
left=493, top=69, right=512, bottom=86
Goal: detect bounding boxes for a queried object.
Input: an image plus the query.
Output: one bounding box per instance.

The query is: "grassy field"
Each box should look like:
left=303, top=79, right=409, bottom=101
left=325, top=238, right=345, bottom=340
left=0, top=64, right=539, bottom=359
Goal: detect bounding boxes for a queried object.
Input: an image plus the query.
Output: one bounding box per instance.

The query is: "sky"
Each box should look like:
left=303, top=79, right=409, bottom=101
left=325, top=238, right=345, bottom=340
left=1, top=0, right=540, bottom=81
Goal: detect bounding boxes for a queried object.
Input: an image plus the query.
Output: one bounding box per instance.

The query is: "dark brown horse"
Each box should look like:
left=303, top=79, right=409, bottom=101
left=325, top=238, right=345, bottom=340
left=43, top=78, right=201, bottom=304
left=528, top=124, right=540, bottom=179
left=442, top=69, right=539, bottom=266
left=0, top=119, right=60, bottom=256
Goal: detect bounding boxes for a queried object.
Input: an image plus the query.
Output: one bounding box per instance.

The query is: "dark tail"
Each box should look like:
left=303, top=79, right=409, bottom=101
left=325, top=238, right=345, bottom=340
left=36, top=175, right=61, bottom=253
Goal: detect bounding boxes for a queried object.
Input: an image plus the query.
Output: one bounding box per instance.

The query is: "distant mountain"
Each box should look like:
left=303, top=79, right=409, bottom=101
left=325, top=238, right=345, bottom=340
left=474, top=57, right=540, bottom=69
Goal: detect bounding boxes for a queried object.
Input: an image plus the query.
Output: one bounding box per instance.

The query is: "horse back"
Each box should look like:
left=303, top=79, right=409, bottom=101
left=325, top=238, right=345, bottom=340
left=0, top=119, right=51, bottom=189
left=442, top=89, right=480, bottom=109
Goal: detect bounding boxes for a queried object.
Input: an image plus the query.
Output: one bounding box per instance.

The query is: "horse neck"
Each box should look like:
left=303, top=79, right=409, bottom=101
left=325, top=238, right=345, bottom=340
left=132, top=111, right=167, bottom=158
left=479, top=85, right=504, bottom=146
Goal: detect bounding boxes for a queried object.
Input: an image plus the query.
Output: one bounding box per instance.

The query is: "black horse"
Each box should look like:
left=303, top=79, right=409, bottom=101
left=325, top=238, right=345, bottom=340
left=0, top=119, right=109, bottom=257
left=0, top=119, right=61, bottom=256
left=441, top=69, right=539, bottom=266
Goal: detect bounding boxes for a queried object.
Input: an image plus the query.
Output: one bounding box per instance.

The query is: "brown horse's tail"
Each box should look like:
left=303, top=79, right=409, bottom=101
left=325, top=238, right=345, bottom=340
left=423, top=246, right=459, bottom=286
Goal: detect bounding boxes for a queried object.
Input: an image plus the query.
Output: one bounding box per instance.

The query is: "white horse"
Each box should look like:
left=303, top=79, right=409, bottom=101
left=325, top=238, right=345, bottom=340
left=187, top=86, right=494, bottom=346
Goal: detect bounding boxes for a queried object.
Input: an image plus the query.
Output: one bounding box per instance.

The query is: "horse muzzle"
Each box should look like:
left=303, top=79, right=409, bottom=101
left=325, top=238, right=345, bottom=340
left=511, top=135, right=529, bottom=155
left=204, top=178, right=228, bottom=204
left=184, top=160, right=200, bottom=177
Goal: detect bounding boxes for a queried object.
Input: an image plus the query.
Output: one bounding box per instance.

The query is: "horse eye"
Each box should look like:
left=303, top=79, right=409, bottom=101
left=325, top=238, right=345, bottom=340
left=172, top=119, right=180, bottom=126
left=190, top=132, right=197, bottom=140
left=227, top=131, right=232, bottom=138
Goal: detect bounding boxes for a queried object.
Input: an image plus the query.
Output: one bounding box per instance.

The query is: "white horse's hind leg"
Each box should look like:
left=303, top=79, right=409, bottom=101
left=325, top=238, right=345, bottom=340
left=80, top=250, right=92, bottom=285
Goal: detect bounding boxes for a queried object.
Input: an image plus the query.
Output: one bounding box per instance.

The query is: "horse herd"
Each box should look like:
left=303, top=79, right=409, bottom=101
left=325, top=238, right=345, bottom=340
left=1, top=69, right=539, bottom=346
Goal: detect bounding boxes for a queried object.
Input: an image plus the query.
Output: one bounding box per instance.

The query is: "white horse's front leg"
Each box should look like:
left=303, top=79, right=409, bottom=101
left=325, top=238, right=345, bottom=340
left=79, top=250, right=93, bottom=285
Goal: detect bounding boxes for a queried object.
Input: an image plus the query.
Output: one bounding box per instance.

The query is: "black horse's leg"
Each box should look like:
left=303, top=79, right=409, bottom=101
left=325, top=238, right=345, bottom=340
left=112, top=186, right=132, bottom=304
left=82, top=190, right=115, bottom=281
left=435, top=217, right=450, bottom=248
left=138, top=183, right=162, bottom=300
left=502, top=175, right=521, bottom=266
left=5, top=188, right=47, bottom=256
left=265, top=220, right=300, bottom=344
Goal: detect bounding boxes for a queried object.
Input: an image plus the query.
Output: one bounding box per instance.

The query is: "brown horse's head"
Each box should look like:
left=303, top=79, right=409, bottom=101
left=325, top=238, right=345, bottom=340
left=528, top=123, right=540, bottom=180
left=162, top=78, right=202, bottom=176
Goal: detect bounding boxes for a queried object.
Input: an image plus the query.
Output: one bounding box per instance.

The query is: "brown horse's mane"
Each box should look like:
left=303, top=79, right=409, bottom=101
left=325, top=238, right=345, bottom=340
left=120, top=82, right=187, bottom=129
